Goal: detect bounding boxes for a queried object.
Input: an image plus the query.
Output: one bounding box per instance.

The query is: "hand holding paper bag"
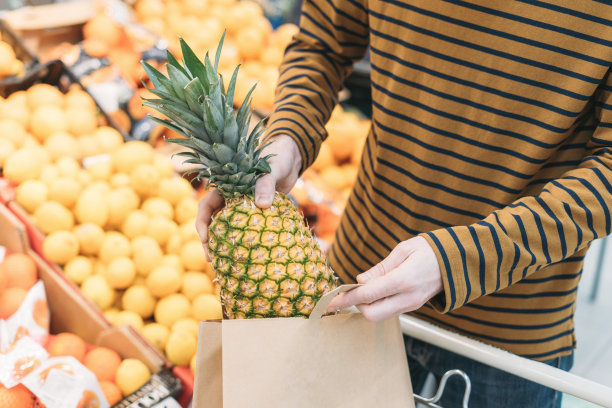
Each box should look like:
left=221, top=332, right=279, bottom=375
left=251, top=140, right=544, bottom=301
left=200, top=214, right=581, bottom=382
left=193, top=284, right=415, bottom=408
left=327, top=236, right=443, bottom=321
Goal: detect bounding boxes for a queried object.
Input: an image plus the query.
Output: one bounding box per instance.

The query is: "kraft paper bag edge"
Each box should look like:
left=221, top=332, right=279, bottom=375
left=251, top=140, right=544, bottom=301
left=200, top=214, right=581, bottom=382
left=193, top=321, right=222, bottom=408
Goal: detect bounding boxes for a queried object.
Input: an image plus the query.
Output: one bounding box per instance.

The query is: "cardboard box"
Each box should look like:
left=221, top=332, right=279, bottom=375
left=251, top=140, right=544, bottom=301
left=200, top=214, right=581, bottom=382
left=0, top=203, right=182, bottom=406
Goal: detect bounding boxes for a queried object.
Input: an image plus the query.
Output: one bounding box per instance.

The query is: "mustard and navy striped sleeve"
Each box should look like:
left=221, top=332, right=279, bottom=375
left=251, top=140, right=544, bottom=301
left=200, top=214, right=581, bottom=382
left=264, top=0, right=369, bottom=172
left=422, top=68, right=612, bottom=313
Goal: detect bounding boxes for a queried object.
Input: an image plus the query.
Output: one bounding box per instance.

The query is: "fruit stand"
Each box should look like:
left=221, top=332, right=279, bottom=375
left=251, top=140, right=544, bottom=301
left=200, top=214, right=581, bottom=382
left=0, top=0, right=372, bottom=406
left=4, top=1, right=611, bottom=408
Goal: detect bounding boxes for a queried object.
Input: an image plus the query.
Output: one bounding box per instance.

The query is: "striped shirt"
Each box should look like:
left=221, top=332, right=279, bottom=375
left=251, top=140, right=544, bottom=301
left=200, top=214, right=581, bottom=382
left=265, top=0, right=612, bottom=361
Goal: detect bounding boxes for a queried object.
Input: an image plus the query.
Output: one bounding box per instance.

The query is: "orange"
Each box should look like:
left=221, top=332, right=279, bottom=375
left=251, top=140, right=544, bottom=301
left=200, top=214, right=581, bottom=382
left=0, top=287, right=27, bottom=318
left=0, top=383, right=44, bottom=408
left=99, top=380, right=122, bottom=405
left=83, top=14, right=122, bottom=47
left=84, top=346, right=122, bottom=382
left=47, top=332, right=87, bottom=361
left=33, top=298, right=49, bottom=329
left=234, top=26, right=266, bottom=60
left=312, top=143, right=335, bottom=171
left=64, top=87, right=96, bottom=111
left=0, top=267, right=7, bottom=292
left=76, top=390, right=100, bottom=408
left=82, top=37, right=110, bottom=58
left=1, top=252, right=37, bottom=290
left=0, top=119, right=27, bottom=148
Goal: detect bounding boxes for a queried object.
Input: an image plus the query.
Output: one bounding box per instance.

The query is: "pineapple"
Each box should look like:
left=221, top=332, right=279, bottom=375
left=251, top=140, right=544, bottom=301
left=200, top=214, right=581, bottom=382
left=141, top=35, right=337, bottom=318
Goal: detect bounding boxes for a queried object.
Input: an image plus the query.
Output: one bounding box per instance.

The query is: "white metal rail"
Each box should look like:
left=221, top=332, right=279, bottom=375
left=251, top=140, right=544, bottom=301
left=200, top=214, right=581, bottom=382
left=400, top=315, right=612, bottom=408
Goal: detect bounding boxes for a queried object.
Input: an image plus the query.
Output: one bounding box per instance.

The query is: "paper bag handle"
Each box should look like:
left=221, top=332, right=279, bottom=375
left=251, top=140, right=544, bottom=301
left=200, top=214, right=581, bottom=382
left=309, top=284, right=361, bottom=319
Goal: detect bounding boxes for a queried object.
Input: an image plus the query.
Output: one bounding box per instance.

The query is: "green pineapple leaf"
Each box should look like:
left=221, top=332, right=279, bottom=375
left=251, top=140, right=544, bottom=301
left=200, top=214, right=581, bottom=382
left=166, top=64, right=190, bottom=101
left=183, top=78, right=205, bottom=117
left=166, top=50, right=189, bottom=78
left=180, top=37, right=210, bottom=93
left=214, top=30, right=226, bottom=72
left=141, top=61, right=176, bottom=97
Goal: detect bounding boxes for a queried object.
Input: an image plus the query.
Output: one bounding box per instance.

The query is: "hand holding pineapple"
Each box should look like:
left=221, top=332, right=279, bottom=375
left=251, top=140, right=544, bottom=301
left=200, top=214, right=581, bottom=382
left=142, top=35, right=337, bottom=318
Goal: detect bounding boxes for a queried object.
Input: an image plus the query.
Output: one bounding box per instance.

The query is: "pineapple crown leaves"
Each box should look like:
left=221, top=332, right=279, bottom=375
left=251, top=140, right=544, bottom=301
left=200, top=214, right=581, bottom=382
left=140, top=32, right=273, bottom=199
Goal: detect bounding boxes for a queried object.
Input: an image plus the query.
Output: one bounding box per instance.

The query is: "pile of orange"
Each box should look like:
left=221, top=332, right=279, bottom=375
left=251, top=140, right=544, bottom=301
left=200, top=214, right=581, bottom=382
left=0, top=33, right=25, bottom=80
left=133, top=0, right=299, bottom=112
left=45, top=332, right=152, bottom=404
left=0, top=253, right=38, bottom=319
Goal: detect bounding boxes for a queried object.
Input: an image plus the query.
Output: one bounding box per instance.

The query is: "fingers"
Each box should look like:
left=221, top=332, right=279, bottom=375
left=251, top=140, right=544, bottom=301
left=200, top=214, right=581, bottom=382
left=357, top=241, right=415, bottom=283
left=255, top=172, right=276, bottom=208
left=357, top=292, right=418, bottom=322
left=327, top=270, right=402, bottom=312
left=196, top=190, right=224, bottom=261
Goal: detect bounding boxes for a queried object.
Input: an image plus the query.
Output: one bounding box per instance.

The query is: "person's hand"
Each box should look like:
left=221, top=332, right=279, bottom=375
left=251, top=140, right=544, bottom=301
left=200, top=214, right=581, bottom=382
left=326, top=236, right=443, bottom=321
left=195, top=134, right=302, bottom=260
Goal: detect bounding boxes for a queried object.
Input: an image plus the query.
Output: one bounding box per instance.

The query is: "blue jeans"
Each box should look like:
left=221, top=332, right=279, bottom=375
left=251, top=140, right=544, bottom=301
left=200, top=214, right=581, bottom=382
left=405, top=336, right=574, bottom=408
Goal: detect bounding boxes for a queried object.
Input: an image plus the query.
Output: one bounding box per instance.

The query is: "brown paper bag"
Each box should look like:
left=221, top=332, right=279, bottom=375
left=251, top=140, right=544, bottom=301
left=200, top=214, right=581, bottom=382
left=193, top=285, right=414, bottom=408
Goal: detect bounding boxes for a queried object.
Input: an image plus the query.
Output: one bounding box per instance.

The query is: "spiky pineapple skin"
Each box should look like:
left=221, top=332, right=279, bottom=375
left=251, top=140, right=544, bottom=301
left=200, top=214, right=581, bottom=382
left=209, top=193, right=337, bottom=318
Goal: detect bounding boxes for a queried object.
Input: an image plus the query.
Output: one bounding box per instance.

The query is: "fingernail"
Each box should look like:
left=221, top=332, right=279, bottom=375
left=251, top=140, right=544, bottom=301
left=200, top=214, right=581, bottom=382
left=256, top=194, right=272, bottom=206
left=357, top=273, right=370, bottom=283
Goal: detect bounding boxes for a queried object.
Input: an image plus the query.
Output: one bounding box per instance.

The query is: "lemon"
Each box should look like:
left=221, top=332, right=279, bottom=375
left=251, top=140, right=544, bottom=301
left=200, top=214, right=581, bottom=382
left=152, top=153, right=174, bottom=178
left=110, top=173, right=131, bottom=188
left=192, top=293, right=223, bottom=321
left=99, top=231, right=132, bottom=264
left=0, top=119, right=26, bottom=148
left=0, top=138, right=15, bottom=166
left=77, top=134, right=100, bottom=158
left=64, top=256, right=93, bottom=284
left=165, top=330, right=196, bottom=366
left=116, top=358, right=151, bottom=397
left=130, top=163, right=160, bottom=197
left=174, top=196, right=198, bottom=225
left=121, top=210, right=149, bottom=239
left=73, top=222, right=105, bottom=256
left=180, top=240, right=208, bottom=271
left=165, top=233, right=182, bottom=255
left=122, top=285, right=156, bottom=318
left=158, top=177, right=193, bottom=206
left=155, top=294, right=191, bottom=327
left=81, top=275, right=115, bottom=309
left=182, top=271, right=213, bottom=300
left=115, top=310, right=144, bottom=331
left=161, top=254, right=183, bottom=273
left=131, top=236, right=163, bottom=276
left=47, top=177, right=82, bottom=208
left=141, top=197, right=173, bottom=219
left=107, top=187, right=140, bottom=228
left=94, top=259, right=107, bottom=276
left=75, top=169, right=94, bottom=187
left=104, top=256, right=136, bottom=289
left=190, top=353, right=197, bottom=374
left=103, top=308, right=120, bottom=325
left=86, top=159, right=113, bottom=181
left=30, top=105, right=66, bottom=141
left=3, top=147, right=44, bottom=183
left=171, top=317, right=199, bottom=338
left=38, top=163, right=59, bottom=185
left=94, top=126, right=124, bottom=153
left=44, top=131, right=79, bottom=161
left=146, top=265, right=182, bottom=298
left=55, top=156, right=80, bottom=177
left=146, top=216, right=178, bottom=246
left=112, top=141, right=154, bottom=174
left=179, top=219, right=199, bottom=243
left=34, top=201, right=74, bottom=233
left=141, top=323, right=169, bottom=351
left=75, top=188, right=108, bottom=226
left=15, top=180, right=47, bottom=213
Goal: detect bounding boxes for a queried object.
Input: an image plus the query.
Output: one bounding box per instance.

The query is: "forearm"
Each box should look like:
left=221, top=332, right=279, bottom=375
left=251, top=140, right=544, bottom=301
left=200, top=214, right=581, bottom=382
left=265, top=0, right=369, bottom=172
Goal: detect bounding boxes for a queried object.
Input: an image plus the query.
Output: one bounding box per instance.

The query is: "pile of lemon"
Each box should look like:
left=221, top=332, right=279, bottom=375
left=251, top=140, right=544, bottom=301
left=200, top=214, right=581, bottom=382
left=1, top=83, right=221, bottom=371
left=0, top=34, right=25, bottom=80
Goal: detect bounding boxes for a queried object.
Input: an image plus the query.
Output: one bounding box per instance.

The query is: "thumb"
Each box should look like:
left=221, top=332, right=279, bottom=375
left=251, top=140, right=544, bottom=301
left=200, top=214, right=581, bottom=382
left=255, top=173, right=276, bottom=208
